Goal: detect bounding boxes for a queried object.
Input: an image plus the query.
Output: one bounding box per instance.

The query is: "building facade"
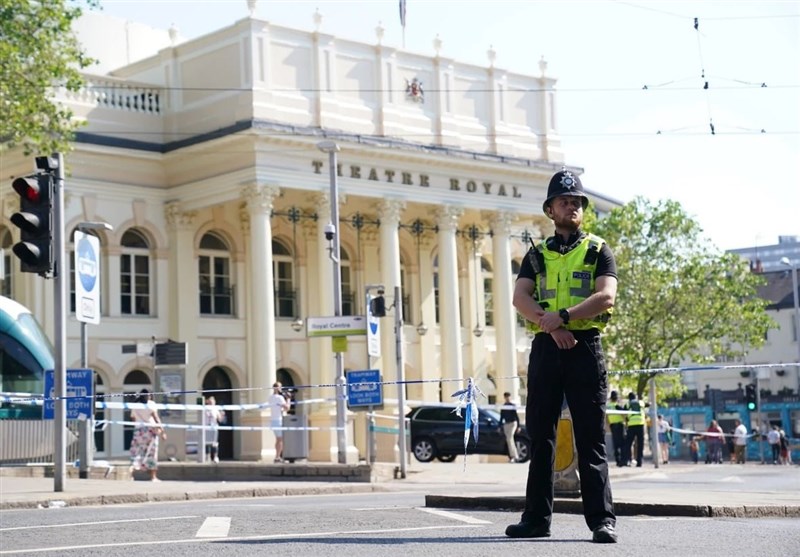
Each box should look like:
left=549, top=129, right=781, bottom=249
left=1, top=10, right=622, bottom=462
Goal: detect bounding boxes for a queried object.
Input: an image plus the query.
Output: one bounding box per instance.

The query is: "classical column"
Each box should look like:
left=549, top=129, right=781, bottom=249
left=241, top=184, right=280, bottom=461
left=436, top=206, right=464, bottom=388
left=491, top=211, right=518, bottom=400
left=164, top=202, right=197, bottom=378
left=378, top=199, right=405, bottom=368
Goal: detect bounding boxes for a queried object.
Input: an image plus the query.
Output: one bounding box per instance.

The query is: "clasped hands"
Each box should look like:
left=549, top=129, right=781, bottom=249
left=538, top=311, right=577, bottom=349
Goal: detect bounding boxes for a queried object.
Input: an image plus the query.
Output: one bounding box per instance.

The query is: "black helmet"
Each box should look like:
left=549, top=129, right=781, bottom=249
left=542, top=170, right=589, bottom=214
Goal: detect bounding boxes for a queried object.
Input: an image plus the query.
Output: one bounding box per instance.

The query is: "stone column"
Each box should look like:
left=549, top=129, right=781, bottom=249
left=241, top=184, right=280, bottom=461
left=436, top=206, right=464, bottom=387
left=377, top=199, right=405, bottom=370
left=492, top=211, right=518, bottom=399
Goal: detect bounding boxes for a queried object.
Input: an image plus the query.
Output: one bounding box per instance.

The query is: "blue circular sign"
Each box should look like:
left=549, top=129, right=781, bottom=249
left=77, top=236, right=98, bottom=292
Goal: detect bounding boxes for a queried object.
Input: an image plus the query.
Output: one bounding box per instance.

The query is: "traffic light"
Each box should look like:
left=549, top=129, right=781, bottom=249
left=745, top=384, right=757, bottom=411
left=10, top=172, right=54, bottom=276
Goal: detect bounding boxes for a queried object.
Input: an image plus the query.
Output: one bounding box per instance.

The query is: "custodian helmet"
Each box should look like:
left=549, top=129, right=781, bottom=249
left=542, top=170, right=589, bottom=214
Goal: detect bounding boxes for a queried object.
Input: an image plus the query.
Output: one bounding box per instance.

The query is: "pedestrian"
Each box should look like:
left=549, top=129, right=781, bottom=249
left=689, top=436, right=700, bottom=464
left=779, top=428, right=791, bottom=465
left=505, top=170, right=618, bottom=544
left=767, top=425, right=781, bottom=464
left=732, top=419, right=747, bottom=464
left=606, top=390, right=626, bottom=467
left=500, top=392, right=521, bottom=463
left=705, top=420, right=724, bottom=464
left=270, top=382, right=290, bottom=463
left=624, top=392, right=645, bottom=467
left=129, top=389, right=166, bottom=481
left=656, top=414, right=670, bottom=464
left=204, top=395, right=226, bottom=463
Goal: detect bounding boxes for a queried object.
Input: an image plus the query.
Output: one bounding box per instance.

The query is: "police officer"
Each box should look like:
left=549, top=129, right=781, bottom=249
left=607, top=390, right=626, bottom=467
left=624, top=391, right=646, bottom=467
left=505, top=169, right=618, bottom=544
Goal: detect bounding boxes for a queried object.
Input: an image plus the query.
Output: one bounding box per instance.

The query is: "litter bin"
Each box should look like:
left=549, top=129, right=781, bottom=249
left=282, top=414, right=308, bottom=462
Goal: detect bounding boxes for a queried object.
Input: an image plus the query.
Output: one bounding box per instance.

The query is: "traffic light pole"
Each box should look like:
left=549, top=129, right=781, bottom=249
left=52, top=153, right=67, bottom=492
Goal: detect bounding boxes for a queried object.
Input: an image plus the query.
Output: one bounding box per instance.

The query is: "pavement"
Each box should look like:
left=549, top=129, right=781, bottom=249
left=1, top=458, right=798, bottom=519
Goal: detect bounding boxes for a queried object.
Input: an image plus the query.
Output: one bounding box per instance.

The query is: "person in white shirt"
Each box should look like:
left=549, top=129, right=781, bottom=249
left=767, top=425, right=781, bottom=464
left=269, top=382, right=290, bottom=463
left=732, top=419, right=748, bottom=464
left=129, top=389, right=166, bottom=481
left=656, top=415, right=671, bottom=464
left=204, top=396, right=226, bottom=463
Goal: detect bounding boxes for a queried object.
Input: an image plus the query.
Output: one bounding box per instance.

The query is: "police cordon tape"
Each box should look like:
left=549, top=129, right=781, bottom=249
left=97, top=420, right=345, bottom=432
left=2, top=361, right=797, bottom=407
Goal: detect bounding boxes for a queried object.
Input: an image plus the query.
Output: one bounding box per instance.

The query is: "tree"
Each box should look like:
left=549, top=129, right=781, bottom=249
left=0, top=0, right=96, bottom=155
left=589, top=197, right=774, bottom=401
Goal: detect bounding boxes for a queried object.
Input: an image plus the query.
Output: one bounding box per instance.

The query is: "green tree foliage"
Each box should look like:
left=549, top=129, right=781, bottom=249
left=0, top=0, right=96, bottom=155
left=589, top=197, right=774, bottom=402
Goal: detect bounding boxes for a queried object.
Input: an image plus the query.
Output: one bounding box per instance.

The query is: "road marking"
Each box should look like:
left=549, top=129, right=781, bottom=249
left=195, top=516, right=231, bottom=538
left=352, top=506, right=414, bottom=511
left=0, top=524, right=480, bottom=554
left=718, top=476, right=744, bottom=483
left=417, top=507, right=492, bottom=524
left=0, top=515, right=198, bottom=532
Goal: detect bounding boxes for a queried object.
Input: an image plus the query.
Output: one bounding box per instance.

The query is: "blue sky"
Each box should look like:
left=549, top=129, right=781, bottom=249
left=96, top=0, right=800, bottom=251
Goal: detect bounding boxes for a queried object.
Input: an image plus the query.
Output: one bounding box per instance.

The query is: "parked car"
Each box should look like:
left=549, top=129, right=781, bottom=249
left=406, top=405, right=531, bottom=463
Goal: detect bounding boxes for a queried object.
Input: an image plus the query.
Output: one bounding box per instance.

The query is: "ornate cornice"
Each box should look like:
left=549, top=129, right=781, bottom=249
left=164, top=202, right=197, bottom=231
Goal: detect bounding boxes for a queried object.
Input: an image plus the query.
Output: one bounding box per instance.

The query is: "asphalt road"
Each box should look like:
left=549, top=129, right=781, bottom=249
left=2, top=491, right=799, bottom=556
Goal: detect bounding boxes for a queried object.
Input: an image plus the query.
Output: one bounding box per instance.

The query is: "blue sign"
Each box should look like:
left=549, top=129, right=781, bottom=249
left=346, top=369, right=383, bottom=409
left=77, top=235, right=98, bottom=292
left=43, top=369, right=94, bottom=420
left=74, top=231, right=101, bottom=324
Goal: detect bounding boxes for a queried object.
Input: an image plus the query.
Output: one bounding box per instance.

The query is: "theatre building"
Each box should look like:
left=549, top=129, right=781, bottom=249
left=0, top=7, right=619, bottom=462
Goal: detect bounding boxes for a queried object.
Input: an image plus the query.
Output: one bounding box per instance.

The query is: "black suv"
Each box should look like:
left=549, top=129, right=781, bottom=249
left=406, top=405, right=531, bottom=463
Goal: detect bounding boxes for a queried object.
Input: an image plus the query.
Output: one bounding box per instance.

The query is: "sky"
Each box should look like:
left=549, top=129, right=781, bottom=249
left=95, top=0, right=800, bottom=251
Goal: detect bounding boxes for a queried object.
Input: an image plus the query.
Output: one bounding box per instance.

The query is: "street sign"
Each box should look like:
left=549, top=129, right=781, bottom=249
left=367, top=298, right=381, bottom=357
left=306, top=315, right=367, bottom=337
left=154, top=341, right=187, bottom=366
left=74, top=231, right=100, bottom=324
left=43, top=369, right=94, bottom=420
left=346, top=369, right=383, bottom=409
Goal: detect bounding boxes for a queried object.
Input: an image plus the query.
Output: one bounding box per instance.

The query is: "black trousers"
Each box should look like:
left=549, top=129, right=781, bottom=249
left=522, top=331, right=615, bottom=531
left=609, top=422, right=625, bottom=466
left=625, top=425, right=644, bottom=466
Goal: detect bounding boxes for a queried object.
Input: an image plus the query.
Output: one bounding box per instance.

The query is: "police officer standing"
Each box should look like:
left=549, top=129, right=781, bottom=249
left=607, top=391, right=626, bottom=467
left=505, top=170, right=618, bottom=544
left=623, top=391, right=646, bottom=467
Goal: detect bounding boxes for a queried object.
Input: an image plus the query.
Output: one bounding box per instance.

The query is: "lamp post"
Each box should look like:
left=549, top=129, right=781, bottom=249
left=317, top=140, right=348, bottom=464
left=779, top=257, right=800, bottom=395
left=74, top=221, right=112, bottom=478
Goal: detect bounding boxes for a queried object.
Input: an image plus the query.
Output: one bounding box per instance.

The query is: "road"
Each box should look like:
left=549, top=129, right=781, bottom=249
left=2, top=491, right=798, bottom=556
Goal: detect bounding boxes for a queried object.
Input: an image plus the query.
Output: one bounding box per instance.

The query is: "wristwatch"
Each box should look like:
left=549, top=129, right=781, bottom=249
left=559, top=308, right=570, bottom=325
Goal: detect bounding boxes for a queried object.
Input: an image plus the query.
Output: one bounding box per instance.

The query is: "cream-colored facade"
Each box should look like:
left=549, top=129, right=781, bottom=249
left=1, top=12, right=621, bottom=462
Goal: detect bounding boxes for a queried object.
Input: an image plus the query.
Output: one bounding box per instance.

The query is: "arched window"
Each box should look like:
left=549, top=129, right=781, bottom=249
left=340, top=247, right=354, bottom=316
left=198, top=232, right=233, bottom=316
left=120, top=229, right=151, bottom=316
left=482, top=257, right=494, bottom=327
left=273, top=239, right=297, bottom=318
left=93, top=373, right=107, bottom=454
left=0, top=227, right=12, bottom=297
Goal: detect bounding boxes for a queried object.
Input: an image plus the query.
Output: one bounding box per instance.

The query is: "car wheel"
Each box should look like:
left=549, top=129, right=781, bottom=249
left=412, top=437, right=436, bottom=462
left=515, top=439, right=531, bottom=463
left=436, top=454, right=456, bottom=462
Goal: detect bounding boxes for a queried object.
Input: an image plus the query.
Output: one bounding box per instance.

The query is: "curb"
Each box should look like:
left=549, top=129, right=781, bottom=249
left=424, top=495, right=800, bottom=519
left=0, top=484, right=386, bottom=511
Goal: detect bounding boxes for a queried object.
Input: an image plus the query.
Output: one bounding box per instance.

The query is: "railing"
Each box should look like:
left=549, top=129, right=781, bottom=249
left=0, top=419, right=80, bottom=465
left=199, top=284, right=235, bottom=316
left=274, top=288, right=299, bottom=318
left=59, top=75, right=162, bottom=114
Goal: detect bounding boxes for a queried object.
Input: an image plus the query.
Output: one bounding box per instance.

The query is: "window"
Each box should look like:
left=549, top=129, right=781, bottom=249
left=94, top=374, right=106, bottom=454
left=482, top=257, right=494, bottom=327
left=1, top=227, right=12, bottom=297
left=120, top=229, right=151, bottom=315
left=198, top=232, right=233, bottom=316
left=341, top=248, right=355, bottom=316
left=273, top=240, right=297, bottom=318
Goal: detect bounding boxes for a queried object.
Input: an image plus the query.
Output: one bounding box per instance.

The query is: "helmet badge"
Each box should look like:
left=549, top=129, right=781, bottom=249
left=560, top=171, right=576, bottom=190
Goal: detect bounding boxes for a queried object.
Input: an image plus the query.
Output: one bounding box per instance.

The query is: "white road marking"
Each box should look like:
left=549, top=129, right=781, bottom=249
left=352, top=506, right=414, bottom=511
left=416, top=507, right=492, bottom=525
left=0, top=524, right=480, bottom=554
left=0, top=515, right=198, bottom=532
left=195, top=516, right=231, bottom=538
left=718, top=476, right=744, bottom=483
